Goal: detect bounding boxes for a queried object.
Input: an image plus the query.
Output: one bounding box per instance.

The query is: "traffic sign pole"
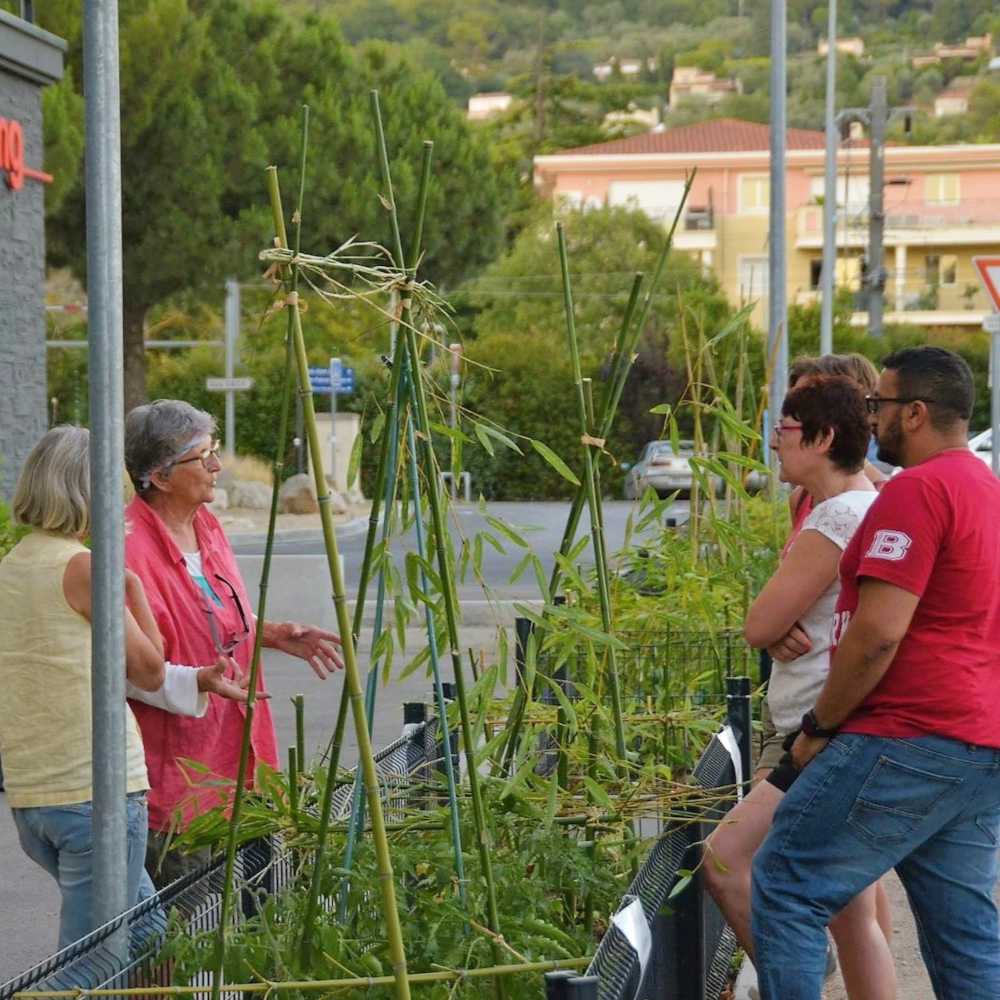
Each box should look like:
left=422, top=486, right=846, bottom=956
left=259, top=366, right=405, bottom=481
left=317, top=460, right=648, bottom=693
left=991, top=327, right=1000, bottom=477
left=306, top=360, right=354, bottom=488
left=972, top=258, right=1000, bottom=478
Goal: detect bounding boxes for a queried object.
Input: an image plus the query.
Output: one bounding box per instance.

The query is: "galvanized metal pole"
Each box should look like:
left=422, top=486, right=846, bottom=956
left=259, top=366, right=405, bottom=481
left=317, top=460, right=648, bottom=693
left=83, top=0, right=128, bottom=949
left=224, top=278, right=239, bottom=455
left=768, top=0, right=789, bottom=457
left=820, top=0, right=838, bottom=354
left=867, top=77, right=887, bottom=337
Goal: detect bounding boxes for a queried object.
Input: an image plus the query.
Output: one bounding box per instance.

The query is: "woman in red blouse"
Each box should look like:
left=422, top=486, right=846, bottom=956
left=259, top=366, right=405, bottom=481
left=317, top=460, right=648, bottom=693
left=123, top=399, right=343, bottom=887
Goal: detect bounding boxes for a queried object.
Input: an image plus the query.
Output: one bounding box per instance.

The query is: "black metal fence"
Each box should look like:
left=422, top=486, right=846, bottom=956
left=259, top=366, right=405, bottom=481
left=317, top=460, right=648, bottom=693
left=544, top=677, right=752, bottom=1000
left=0, top=719, right=443, bottom=1000
left=4, top=662, right=752, bottom=1000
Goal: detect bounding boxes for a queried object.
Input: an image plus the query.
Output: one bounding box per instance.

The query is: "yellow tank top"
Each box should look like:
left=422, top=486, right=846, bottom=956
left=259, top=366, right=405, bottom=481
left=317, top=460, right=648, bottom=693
left=0, top=531, right=149, bottom=808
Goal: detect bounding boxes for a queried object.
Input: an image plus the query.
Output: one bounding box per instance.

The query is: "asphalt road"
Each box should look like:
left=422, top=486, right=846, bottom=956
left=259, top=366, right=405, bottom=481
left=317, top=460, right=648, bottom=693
left=231, top=499, right=688, bottom=596
left=0, top=499, right=686, bottom=981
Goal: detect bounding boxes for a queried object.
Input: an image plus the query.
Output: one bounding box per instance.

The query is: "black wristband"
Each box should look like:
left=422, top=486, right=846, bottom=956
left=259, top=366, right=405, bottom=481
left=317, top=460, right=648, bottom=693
left=800, top=708, right=838, bottom=739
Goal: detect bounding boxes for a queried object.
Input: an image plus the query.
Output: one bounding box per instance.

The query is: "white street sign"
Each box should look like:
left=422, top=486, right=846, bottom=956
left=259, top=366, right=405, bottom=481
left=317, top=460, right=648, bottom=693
left=206, top=376, right=254, bottom=391
left=983, top=314, right=1000, bottom=335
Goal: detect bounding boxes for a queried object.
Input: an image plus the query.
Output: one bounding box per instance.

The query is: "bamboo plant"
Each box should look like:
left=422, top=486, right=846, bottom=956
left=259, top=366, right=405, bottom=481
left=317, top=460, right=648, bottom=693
left=208, top=108, right=311, bottom=1000
left=368, top=90, right=507, bottom=992
left=499, top=171, right=695, bottom=772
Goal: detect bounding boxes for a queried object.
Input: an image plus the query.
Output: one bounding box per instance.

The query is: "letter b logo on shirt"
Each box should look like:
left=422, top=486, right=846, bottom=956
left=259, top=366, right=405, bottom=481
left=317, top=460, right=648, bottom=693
left=866, top=529, right=912, bottom=562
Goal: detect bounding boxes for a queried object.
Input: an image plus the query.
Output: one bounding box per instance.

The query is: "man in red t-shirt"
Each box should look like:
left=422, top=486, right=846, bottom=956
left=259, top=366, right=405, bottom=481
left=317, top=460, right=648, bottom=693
left=751, top=346, right=1000, bottom=1000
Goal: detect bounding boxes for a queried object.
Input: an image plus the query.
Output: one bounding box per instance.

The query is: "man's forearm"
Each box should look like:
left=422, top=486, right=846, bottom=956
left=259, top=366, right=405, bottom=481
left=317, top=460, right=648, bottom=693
left=813, top=625, right=900, bottom=729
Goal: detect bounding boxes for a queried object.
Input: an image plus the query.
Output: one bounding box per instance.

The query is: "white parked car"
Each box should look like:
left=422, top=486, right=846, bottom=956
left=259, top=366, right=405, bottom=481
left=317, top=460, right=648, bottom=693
left=623, top=440, right=696, bottom=499
left=969, top=429, right=996, bottom=468
left=622, top=440, right=767, bottom=499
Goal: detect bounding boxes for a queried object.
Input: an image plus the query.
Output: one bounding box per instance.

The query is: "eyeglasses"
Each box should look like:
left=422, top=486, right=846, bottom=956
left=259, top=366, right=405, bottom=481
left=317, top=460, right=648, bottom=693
left=199, top=573, right=250, bottom=656
left=172, top=441, right=222, bottom=471
left=864, top=396, right=935, bottom=415
left=772, top=421, right=804, bottom=438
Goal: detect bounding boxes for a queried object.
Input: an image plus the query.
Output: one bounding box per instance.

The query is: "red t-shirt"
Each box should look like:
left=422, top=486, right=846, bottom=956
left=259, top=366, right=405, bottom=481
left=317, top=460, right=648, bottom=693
left=835, top=448, right=1000, bottom=746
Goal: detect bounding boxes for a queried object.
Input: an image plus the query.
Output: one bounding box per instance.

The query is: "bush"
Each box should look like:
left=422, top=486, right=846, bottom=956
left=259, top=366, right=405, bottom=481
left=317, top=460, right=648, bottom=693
left=0, top=498, right=28, bottom=562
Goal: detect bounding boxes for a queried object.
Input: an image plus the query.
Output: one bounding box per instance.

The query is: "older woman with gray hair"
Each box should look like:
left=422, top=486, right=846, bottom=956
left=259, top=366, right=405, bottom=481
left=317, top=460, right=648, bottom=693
left=124, top=399, right=342, bottom=886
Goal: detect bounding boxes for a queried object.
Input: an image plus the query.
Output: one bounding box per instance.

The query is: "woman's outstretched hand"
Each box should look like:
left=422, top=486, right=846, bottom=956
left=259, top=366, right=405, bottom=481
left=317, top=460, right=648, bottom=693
left=267, top=622, right=344, bottom=679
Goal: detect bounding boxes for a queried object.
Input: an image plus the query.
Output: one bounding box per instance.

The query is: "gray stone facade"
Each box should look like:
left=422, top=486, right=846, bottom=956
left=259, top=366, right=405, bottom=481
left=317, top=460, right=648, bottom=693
left=0, top=12, right=64, bottom=499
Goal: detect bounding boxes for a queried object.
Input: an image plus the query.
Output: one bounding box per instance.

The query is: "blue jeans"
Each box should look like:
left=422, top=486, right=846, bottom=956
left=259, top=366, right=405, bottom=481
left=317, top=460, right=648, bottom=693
left=751, top=733, right=1000, bottom=1000
left=13, top=792, right=155, bottom=951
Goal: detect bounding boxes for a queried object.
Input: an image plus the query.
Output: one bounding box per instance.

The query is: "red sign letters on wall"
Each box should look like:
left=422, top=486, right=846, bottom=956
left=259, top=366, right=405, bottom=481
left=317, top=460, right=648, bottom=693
left=0, top=116, right=53, bottom=191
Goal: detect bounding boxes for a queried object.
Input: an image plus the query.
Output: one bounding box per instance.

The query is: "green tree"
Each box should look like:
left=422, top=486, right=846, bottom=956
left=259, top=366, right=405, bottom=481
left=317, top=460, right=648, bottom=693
left=47, top=0, right=260, bottom=412
left=454, top=204, right=734, bottom=496
left=42, top=0, right=501, bottom=410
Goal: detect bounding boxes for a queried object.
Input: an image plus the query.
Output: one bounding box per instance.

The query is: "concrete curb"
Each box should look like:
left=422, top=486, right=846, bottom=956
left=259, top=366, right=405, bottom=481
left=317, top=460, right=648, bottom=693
left=227, top=515, right=369, bottom=546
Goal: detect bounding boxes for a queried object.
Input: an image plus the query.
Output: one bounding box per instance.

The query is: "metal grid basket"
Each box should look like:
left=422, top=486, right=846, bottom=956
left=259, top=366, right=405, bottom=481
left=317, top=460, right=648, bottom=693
left=1, top=719, right=441, bottom=1000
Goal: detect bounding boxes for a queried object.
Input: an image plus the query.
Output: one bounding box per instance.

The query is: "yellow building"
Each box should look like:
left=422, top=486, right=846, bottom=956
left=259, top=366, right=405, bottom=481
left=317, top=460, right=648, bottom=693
left=533, top=118, right=1000, bottom=329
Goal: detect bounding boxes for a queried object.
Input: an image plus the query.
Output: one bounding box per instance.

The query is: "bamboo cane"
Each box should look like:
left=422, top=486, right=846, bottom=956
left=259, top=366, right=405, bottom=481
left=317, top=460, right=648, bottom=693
left=337, top=135, right=441, bottom=916
left=265, top=167, right=410, bottom=1000
left=15, top=958, right=592, bottom=999
left=401, top=361, right=468, bottom=905
left=287, top=746, right=299, bottom=820
left=556, top=222, right=627, bottom=763
left=336, top=346, right=408, bottom=920
left=369, top=90, right=506, bottom=995
left=315, top=330, right=407, bottom=838
left=207, top=111, right=310, bottom=1000
left=549, top=169, right=696, bottom=600
left=293, top=693, right=305, bottom=768
left=496, top=275, right=641, bottom=777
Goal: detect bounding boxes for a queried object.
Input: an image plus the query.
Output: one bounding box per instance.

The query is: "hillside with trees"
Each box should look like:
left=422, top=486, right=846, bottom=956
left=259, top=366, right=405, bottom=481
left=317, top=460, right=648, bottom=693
left=8, top=0, right=1000, bottom=494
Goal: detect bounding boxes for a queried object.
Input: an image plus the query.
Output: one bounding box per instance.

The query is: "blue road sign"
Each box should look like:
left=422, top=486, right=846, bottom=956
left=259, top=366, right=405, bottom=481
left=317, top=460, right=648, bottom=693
left=308, top=364, right=354, bottom=394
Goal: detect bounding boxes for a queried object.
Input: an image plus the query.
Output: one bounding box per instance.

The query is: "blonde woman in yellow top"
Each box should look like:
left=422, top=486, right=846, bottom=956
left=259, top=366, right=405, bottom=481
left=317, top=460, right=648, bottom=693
left=0, top=426, right=246, bottom=950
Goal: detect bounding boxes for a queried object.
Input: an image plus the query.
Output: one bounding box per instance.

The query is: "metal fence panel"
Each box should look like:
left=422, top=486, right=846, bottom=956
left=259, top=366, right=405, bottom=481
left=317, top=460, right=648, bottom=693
left=1, top=719, right=441, bottom=1000
left=580, top=678, right=750, bottom=1000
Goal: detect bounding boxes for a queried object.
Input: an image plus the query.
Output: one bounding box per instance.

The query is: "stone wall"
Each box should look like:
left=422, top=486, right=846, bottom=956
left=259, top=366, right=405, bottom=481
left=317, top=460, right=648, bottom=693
left=0, top=10, right=65, bottom=499
left=0, top=67, right=47, bottom=498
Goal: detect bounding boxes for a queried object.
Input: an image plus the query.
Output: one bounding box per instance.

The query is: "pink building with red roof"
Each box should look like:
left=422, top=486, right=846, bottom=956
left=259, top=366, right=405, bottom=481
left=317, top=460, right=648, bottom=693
left=534, top=118, right=1000, bottom=329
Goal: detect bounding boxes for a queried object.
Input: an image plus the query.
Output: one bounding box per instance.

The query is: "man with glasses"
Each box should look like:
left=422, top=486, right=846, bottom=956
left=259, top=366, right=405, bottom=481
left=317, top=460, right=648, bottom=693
left=751, top=346, right=1000, bottom=999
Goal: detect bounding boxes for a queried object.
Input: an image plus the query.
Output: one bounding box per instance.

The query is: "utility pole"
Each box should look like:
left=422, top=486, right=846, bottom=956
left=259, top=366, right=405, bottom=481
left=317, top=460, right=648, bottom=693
left=820, top=0, right=837, bottom=354
left=767, top=0, right=788, bottom=457
left=836, top=78, right=912, bottom=339
left=84, top=0, right=128, bottom=957
left=867, top=78, right=887, bottom=338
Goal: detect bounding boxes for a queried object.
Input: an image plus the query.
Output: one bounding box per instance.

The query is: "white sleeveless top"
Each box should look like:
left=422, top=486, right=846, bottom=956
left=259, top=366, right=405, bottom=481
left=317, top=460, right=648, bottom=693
left=0, top=531, right=149, bottom=807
